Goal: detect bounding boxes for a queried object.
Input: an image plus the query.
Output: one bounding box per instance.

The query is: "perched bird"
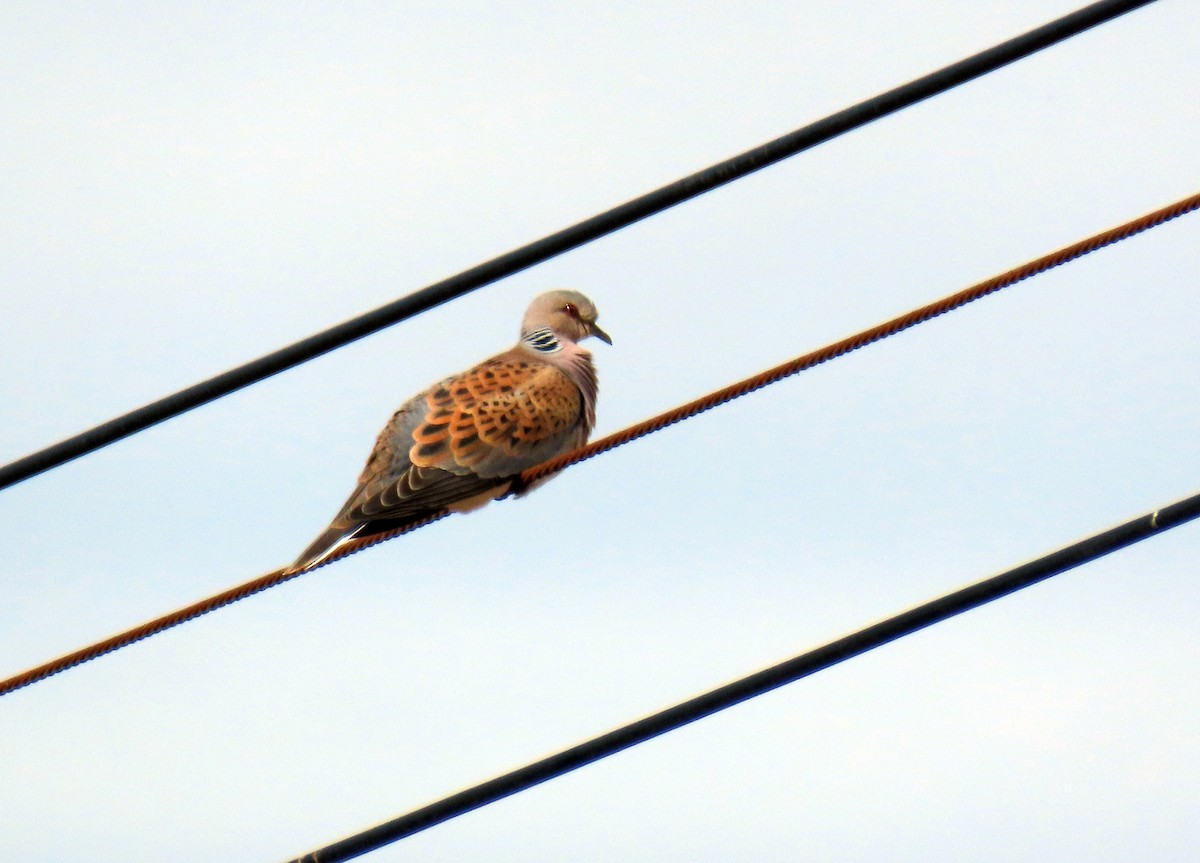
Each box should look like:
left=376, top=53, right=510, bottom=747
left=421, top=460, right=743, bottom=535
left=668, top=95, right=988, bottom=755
left=289, top=289, right=611, bottom=573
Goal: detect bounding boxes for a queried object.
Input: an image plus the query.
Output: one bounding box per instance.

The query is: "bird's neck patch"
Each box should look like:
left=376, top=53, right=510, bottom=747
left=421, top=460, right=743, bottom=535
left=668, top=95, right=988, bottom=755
left=521, top=327, right=563, bottom=354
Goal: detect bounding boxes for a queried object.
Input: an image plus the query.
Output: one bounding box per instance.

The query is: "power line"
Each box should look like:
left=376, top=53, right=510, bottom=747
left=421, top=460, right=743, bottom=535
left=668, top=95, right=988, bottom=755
left=2, top=190, right=1193, bottom=700
left=281, top=492, right=1200, bottom=863
left=0, top=0, right=1158, bottom=493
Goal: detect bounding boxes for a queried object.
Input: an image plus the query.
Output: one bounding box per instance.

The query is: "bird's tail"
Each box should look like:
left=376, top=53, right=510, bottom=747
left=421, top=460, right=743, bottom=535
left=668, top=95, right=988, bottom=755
left=286, top=524, right=363, bottom=574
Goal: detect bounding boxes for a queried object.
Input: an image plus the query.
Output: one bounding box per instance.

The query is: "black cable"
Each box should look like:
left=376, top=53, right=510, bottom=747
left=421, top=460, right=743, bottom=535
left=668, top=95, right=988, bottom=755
left=283, top=491, right=1200, bottom=863
left=0, top=0, right=1158, bottom=492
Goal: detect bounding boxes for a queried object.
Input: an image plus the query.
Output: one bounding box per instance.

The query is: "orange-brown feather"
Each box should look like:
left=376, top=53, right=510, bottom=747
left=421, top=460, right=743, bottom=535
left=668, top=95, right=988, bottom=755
left=409, top=357, right=583, bottom=471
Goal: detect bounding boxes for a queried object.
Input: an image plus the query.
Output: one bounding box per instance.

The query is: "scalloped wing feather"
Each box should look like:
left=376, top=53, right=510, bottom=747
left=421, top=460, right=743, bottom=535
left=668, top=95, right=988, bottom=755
left=408, top=355, right=588, bottom=477
left=290, top=351, right=591, bottom=571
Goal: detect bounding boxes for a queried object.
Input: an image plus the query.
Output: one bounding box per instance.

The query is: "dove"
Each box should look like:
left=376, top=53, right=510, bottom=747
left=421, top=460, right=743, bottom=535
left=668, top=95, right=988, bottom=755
left=289, top=290, right=611, bottom=573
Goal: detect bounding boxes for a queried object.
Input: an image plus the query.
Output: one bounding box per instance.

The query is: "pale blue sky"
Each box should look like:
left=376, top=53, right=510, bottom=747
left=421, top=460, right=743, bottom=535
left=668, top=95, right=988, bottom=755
left=2, top=2, right=1198, bottom=861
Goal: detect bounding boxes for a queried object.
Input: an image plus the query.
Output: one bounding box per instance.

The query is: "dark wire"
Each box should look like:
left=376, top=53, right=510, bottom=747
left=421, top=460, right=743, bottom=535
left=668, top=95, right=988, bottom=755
left=0, top=0, right=1158, bottom=492
left=283, top=493, right=1200, bottom=863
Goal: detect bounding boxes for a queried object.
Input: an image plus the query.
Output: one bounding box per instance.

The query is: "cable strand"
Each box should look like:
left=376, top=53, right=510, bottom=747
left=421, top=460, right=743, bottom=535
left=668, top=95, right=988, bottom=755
left=1, top=189, right=1194, bottom=699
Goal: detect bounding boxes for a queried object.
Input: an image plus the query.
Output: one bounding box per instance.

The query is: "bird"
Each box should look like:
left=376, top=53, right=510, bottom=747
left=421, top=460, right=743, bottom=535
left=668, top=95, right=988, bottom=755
left=288, top=289, right=611, bottom=573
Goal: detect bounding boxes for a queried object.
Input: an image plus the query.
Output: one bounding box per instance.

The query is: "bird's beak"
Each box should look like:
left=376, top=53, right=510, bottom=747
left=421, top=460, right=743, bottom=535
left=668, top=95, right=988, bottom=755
left=588, top=322, right=613, bottom=345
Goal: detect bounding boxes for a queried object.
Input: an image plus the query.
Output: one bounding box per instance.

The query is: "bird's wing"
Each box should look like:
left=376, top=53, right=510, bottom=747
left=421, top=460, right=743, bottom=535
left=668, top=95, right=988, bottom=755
left=407, top=353, right=588, bottom=477
left=290, top=352, right=587, bottom=571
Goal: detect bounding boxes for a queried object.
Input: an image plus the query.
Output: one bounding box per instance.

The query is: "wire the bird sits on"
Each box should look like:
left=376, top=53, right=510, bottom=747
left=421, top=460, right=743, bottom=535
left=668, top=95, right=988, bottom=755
left=0, top=0, right=1158, bottom=492
left=0, top=190, right=1195, bottom=699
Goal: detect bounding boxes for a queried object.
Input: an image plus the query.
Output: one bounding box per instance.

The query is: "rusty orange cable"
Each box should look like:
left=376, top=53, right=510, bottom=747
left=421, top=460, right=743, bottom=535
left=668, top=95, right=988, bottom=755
left=3, top=190, right=1197, bottom=699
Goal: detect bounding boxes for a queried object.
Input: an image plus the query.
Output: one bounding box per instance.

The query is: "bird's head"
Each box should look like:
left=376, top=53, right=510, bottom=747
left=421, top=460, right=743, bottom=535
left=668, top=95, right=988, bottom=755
left=521, top=290, right=612, bottom=345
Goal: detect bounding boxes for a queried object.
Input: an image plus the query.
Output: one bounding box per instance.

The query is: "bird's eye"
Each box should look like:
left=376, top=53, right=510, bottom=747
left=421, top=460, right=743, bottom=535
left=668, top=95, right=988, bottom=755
left=563, top=303, right=579, bottom=318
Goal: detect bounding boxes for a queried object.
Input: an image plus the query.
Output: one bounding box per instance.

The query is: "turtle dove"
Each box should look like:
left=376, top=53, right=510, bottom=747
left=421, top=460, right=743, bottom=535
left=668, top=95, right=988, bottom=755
left=289, top=290, right=611, bottom=572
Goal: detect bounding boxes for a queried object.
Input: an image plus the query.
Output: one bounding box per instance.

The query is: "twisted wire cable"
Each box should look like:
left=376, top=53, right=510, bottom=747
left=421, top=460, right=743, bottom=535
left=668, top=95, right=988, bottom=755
left=1, top=190, right=1194, bottom=699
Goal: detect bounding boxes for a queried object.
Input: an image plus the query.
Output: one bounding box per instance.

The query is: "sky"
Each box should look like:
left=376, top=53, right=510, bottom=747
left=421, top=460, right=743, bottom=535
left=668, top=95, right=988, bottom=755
left=1, top=1, right=1198, bottom=860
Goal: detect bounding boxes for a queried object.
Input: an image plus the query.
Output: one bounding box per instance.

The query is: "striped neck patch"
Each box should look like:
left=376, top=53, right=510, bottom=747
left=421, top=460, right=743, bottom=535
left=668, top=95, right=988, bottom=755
left=522, top=327, right=562, bottom=354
